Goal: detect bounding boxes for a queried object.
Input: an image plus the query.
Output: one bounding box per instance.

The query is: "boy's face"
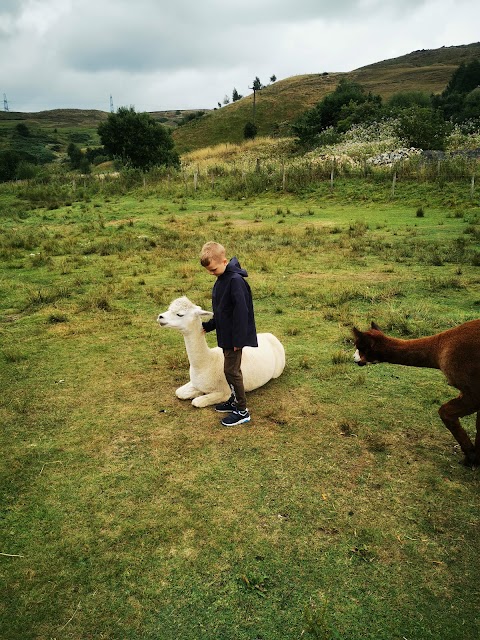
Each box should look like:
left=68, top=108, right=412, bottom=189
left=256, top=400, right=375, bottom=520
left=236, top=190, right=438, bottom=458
left=204, top=257, right=228, bottom=277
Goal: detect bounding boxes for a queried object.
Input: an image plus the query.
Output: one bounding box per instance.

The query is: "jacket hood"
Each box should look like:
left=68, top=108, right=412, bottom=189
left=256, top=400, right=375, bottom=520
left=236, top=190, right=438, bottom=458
left=224, top=256, right=248, bottom=277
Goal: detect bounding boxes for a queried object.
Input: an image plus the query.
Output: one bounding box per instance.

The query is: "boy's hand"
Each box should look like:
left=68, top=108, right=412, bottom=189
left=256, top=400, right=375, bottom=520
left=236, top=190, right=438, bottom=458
left=234, top=347, right=240, bottom=351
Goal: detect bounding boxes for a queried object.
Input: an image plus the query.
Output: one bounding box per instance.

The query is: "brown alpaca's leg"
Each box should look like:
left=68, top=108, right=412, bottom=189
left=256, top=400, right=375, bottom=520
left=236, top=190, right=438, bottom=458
left=438, top=396, right=477, bottom=465
left=475, top=411, right=480, bottom=464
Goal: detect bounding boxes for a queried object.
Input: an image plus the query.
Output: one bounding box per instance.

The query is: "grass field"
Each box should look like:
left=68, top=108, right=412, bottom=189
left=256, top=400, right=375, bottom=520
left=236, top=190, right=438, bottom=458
left=1, top=178, right=479, bottom=639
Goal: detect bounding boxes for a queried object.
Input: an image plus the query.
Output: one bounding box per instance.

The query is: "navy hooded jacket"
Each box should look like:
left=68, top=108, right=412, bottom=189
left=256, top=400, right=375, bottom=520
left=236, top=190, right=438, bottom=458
left=202, top=257, right=258, bottom=350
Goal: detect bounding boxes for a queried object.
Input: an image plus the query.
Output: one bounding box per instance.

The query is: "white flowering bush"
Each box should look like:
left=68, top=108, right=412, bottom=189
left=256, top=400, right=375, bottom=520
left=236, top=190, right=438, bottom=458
left=310, top=120, right=404, bottom=164
left=445, top=121, right=480, bottom=151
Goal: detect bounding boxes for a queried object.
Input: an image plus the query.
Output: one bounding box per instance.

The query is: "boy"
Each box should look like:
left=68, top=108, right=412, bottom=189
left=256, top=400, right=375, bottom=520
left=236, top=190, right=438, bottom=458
left=200, top=241, right=258, bottom=426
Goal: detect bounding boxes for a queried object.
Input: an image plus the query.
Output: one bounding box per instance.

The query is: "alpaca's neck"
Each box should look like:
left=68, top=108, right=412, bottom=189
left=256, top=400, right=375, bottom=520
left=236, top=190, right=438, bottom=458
left=380, top=335, right=441, bottom=369
left=182, top=324, right=212, bottom=367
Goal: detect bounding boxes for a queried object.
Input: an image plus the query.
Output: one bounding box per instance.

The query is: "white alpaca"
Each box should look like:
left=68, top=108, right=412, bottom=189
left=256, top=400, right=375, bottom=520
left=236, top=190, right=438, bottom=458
left=157, top=296, right=285, bottom=407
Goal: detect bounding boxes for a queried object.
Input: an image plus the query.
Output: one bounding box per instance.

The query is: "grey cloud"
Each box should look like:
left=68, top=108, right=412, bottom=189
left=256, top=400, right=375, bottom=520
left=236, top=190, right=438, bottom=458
left=0, top=0, right=27, bottom=15
left=37, top=0, right=432, bottom=74
left=2, top=0, right=477, bottom=113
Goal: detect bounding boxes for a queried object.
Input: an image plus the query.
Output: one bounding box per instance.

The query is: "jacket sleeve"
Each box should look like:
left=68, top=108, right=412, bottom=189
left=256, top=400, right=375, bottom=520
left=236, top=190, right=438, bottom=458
left=202, top=318, right=216, bottom=333
left=230, top=277, right=249, bottom=347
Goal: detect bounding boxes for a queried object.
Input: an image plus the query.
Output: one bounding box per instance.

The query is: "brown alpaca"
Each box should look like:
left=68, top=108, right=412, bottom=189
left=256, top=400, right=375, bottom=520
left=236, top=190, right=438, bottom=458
left=352, top=320, right=480, bottom=466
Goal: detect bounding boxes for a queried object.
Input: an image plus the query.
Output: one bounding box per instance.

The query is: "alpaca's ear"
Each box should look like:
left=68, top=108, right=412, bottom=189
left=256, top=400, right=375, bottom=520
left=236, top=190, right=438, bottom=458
left=352, top=327, right=362, bottom=339
left=195, top=308, right=214, bottom=319
left=371, top=321, right=381, bottom=331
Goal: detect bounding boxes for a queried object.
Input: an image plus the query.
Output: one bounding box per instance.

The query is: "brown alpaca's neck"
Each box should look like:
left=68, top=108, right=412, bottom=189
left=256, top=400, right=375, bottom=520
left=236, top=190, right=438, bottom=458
left=380, top=335, right=441, bottom=369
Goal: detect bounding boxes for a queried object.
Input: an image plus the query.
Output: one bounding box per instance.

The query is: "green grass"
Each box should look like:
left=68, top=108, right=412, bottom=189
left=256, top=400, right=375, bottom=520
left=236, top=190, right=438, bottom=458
left=1, top=180, right=480, bottom=639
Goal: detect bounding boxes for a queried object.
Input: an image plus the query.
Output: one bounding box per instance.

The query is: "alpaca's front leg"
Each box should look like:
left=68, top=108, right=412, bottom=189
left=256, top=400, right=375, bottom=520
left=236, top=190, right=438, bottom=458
left=474, top=410, right=480, bottom=466
left=192, top=391, right=230, bottom=408
left=176, top=381, right=201, bottom=400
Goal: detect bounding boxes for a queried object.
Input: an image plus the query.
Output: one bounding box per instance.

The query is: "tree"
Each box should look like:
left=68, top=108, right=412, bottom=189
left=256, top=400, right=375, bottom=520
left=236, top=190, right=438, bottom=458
left=387, top=91, right=431, bottom=110
left=97, top=106, right=179, bottom=170
left=0, top=149, right=21, bottom=182
left=395, top=106, right=451, bottom=150
left=463, top=87, right=480, bottom=120
left=243, top=121, right=258, bottom=140
left=15, top=123, right=30, bottom=137
left=223, top=95, right=230, bottom=105
left=232, top=88, right=243, bottom=102
left=292, top=79, right=382, bottom=146
left=336, top=94, right=383, bottom=132
left=252, top=77, right=263, bottom=91
left=432, top=59, right=480, bottom=123
left=270, top=74, right=277, bottom=83
left=67, top=142, right=84, bottom=169
left=67, top=143, right=91, bottom=173
left=443, top=60, right=480, bottom=97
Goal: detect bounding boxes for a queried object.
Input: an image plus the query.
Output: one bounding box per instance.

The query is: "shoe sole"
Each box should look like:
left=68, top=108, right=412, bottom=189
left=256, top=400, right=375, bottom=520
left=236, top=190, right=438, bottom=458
left=215, top=408, right=235, bottom=413
left=221, top=416, right=251, bottom=426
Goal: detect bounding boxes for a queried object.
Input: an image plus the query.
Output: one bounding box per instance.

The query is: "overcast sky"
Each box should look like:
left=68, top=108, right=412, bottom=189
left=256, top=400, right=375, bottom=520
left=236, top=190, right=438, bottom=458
left=1, top=0, right=479, bottom=113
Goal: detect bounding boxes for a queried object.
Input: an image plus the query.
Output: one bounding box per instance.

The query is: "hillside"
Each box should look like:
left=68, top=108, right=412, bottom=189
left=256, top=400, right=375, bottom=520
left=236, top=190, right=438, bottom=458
left=0, top=108, right=206, bottom=129
left=172, top=42, right=480, bottom=153
left=0, top=108, right=209, bottom=162
left=1, top=42, right=479, bottom=157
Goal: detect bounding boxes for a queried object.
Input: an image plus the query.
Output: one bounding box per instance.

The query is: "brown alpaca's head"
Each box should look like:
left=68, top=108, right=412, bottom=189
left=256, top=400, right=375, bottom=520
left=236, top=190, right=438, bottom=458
left=352, top=322, right=385, bottom=366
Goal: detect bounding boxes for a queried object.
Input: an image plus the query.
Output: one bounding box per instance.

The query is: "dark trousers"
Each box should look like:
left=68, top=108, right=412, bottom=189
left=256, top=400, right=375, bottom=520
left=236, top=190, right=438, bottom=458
left=223, top=348, right=247, bottom=410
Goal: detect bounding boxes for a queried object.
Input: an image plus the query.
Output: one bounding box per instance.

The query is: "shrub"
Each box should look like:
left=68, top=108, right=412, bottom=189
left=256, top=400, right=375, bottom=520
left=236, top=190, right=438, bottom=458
left=395, top=106, right=451, bottom=150
left=244, top=121, right=258, bottom=140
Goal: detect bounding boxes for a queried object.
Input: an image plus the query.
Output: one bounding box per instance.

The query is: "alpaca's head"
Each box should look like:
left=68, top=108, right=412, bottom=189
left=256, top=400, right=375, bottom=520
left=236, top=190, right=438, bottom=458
left=157, top=296, right=213, bottom=334
left=352, top=322, right=384, bottom=366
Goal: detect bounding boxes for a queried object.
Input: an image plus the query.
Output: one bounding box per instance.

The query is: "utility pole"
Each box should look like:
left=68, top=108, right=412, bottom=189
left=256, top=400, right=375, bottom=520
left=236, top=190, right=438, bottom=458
left=248, top=77, right=262, bottom=124
left=3, top=93, right=9, bottom=112
left=110, top=95, right=114, bottom=113
left=248, top=85, right=257, bottom=124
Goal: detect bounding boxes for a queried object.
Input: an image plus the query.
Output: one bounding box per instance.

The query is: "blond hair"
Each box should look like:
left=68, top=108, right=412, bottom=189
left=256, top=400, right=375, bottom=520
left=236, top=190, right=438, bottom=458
left=200, top=241, right=226, bottom=267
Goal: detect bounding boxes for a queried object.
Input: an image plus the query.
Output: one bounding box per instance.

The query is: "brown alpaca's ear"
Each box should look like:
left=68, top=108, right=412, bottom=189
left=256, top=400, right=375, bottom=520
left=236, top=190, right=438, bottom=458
left=371, top=322, right=381, bottom=331
left=352, top=327, right=362, bottom=340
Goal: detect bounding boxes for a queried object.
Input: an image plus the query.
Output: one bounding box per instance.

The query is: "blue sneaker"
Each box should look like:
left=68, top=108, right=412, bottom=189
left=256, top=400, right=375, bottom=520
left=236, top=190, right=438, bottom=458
left=221, top=409, right=251, bottom=426
left=215, top=394, right=237, bottom=413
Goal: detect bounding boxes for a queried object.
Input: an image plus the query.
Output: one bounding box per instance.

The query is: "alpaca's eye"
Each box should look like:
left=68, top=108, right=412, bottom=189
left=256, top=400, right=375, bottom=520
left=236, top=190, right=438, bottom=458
left=176, top=313, right=184, bottom=317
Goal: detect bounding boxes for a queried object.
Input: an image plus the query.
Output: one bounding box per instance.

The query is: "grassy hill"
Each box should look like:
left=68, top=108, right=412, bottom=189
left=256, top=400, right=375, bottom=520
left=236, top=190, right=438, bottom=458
left=1, top=42, right=479, bottom=158
left=172, top=42, right=480, bottom=152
